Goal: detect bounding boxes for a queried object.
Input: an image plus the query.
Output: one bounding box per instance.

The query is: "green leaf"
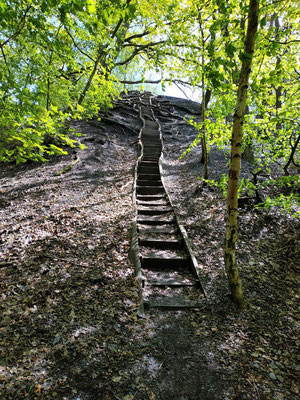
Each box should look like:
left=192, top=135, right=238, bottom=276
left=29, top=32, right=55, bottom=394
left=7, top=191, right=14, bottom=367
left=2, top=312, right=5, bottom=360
left=239, top=51, right=253, bottom=62
left=112, top=376, right=122, bottom=383
left=87, top=0, right=96, bottom=14
left=53, top=335, right=61, bottom=345
left=260, top=17, right=267, bottom=28
left=123, top=395, right=134, bottom=400
left=225, top=43, right=236, bottom=57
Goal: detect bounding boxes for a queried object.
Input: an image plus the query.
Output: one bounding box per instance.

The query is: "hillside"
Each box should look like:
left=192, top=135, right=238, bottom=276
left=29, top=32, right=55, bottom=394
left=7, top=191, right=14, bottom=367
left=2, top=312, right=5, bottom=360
left=0, top=92, right=299, bottom=400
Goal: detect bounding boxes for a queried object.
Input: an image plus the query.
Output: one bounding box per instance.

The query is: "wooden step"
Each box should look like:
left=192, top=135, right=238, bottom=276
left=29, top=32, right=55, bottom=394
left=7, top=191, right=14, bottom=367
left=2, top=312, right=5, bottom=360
left=143, top=145, right=161, bottom=149
left=136, top=195, right=165, bottom=201
left=144, top=121, right=159, bottom=128
left=138, top=174, right=161, bottom=180
left=142, top=128, right=159, bottom=134
left=140, top=238, right=182, bottom=249
left=141, top=255, right=189, bottom=268
left=141, top=139, right=161, bottom=144
left=146, top=277, right=194, bottom=287
left=136, top=180, right=162, bottom=187
left=139, top=161, right=159, bottom=167
left=138, top=208, right=172, bottom=215
left=138, top=226, right=178, bottom=234
left=144, top=297, right=200, bottom=310
left=137, top=219, right=175, bottom=226
left=136, top=186, right=164, bottom=195
left=143, top=150, right=161, bottom=156
left=141, top=132, right=160, bottom=137
left=141, top=157, right=160, bottom=162
left=137, top=201, right=169, bottom=207
left=143, top=120, right=158, bottom=126
left=137, top=166, right=160, bottom=174
left=142, top=143, right=162, bottom=148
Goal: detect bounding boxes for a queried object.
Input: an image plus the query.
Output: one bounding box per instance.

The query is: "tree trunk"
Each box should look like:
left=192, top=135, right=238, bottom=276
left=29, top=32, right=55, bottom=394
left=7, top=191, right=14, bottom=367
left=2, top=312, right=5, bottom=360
left=201, top=69, right=208, bottom=180
left=274, top=16, right=282, bottom=132
left=200, top=89, right=211, bottom=167
left=224, top=0, right=259, bottom=307
left=198, top=10, right=211, bottom=175
left=77, top=14, right=130, bottom=106
left=242, top=106, right=255, bottom=163
left=77, top=50, right=105, bottom=106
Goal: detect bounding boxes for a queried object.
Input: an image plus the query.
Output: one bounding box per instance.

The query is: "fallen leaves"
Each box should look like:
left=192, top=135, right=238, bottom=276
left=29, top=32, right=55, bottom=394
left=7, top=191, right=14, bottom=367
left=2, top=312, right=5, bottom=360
left=0, top=93, right=299, bottom=400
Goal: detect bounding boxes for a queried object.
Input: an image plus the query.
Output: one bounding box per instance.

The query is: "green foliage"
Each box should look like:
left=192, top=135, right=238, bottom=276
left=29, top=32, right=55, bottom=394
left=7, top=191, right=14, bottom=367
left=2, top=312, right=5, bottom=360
left=262, top=193, right=300, bottom=218
left=200, top=173, right=299, bottom=218
left=0, top=109, right=80, bottom=163
left=0, top=0, right=147, bottom=163
left=0, top=0, right=299, bottom=184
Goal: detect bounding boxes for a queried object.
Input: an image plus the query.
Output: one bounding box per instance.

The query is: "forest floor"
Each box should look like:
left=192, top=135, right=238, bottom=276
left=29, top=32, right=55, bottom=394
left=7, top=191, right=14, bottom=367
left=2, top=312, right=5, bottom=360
left=0, top=92, right=299, bottom=400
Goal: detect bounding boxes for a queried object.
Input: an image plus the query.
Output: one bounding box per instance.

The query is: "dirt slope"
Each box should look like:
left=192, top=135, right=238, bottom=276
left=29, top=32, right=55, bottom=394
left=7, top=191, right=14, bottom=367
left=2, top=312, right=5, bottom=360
left=0, top=91, right=299, bottom=399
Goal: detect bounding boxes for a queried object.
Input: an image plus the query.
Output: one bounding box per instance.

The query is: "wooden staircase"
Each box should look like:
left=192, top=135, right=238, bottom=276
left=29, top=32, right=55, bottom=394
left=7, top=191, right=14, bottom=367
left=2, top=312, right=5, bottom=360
left=130, top=93, right=206, bottom=314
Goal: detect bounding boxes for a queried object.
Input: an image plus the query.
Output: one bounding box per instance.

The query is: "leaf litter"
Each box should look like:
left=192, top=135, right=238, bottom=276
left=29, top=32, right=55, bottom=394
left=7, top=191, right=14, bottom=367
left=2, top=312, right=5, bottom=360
left=0, top=92, right=299, bottom=399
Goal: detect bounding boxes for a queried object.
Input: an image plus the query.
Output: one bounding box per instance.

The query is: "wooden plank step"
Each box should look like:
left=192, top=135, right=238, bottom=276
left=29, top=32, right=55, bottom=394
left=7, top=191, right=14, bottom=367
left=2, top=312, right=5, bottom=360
left=144, top=298, right=200, bottom=310
left=141, top=157, right=160, bottom=162
left=139, top=161, right=159, bottom=167
left=143, top=145, right=161, bottom=149
left=143, top=148, right=161, bottom=153
left=137, top=219, right=175, bottom=226
left=136, top=195, right=165, bottom=201
left=136, top=180, right=162, bottom=187
left=141, top=132, right=160, bottom=137
left=136, top=186, right=164, bottom=195
left=141, top=139, right=161, bottom=143
left=138, top=226, right=178, bottom=234
left=141, top=255, right=189, bottom=268
left=144, top=121, right=159, bottom=127
left=142, top=142, right=162, bottom=147
left=141, top=136, right=160, bottom=142
left=143, top=150, right=161, bottom=156
left=142, top=147, right=161, bottom=151
left=138, top=225, right=178, bottom=233
left=138, top=208, right=172, bottom=215
left=138, top=174, right=161, bottom=180
left=142, top=128, right=159, bottom=134
left=137, top=166, right=160, bottom=174
left=147, top=277, right=194, bottom=287
left=137, top=201, right=169, bottom=206
left=140, top=238, right=182, bottom=249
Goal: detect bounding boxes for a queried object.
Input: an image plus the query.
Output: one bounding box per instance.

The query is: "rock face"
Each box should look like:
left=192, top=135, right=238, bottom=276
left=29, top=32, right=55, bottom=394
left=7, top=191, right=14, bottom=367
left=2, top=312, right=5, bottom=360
left=69, top=91, right=201, bottom=185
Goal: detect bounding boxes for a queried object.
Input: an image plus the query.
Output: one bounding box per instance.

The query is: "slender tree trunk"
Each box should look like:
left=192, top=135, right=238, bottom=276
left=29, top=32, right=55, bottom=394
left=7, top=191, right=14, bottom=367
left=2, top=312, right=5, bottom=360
left=77, top=13, right=130, bottom=106
left=77, top=50, right=105, bottom=106
left=201, top=60, right=208, bottom=180
left=224, top=0, right=259, bottom=307
left=198, top=10, right=210, bottom=177
left=46, top=50, right=53, bottom=111
left=284, top=133, right=300, bottom=175
left=199, top=89, right=211, bottom=165
left=274, top=16, right=282, bottom=132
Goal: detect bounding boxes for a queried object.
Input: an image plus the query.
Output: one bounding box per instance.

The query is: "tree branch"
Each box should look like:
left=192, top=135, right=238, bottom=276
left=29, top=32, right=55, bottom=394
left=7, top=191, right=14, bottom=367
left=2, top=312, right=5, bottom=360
left=114, top=41, right=165, bottom=67
left=0, top=5, right=32, bottom=48
left=64, top=25, right=96, bottom=62
left=124, top=30, right=151, bottom=42
left=0, top=47, right=11, bottom=75
left=119, top=79, right=162, bottom=84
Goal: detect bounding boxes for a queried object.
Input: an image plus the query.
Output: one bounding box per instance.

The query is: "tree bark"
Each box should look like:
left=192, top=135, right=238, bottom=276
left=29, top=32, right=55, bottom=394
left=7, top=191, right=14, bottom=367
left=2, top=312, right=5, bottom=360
left=224, top=0, right=259, bottom=307
left=198, top=10, right=212, bottom=174
left=200, top=75, right=208, bottom=180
